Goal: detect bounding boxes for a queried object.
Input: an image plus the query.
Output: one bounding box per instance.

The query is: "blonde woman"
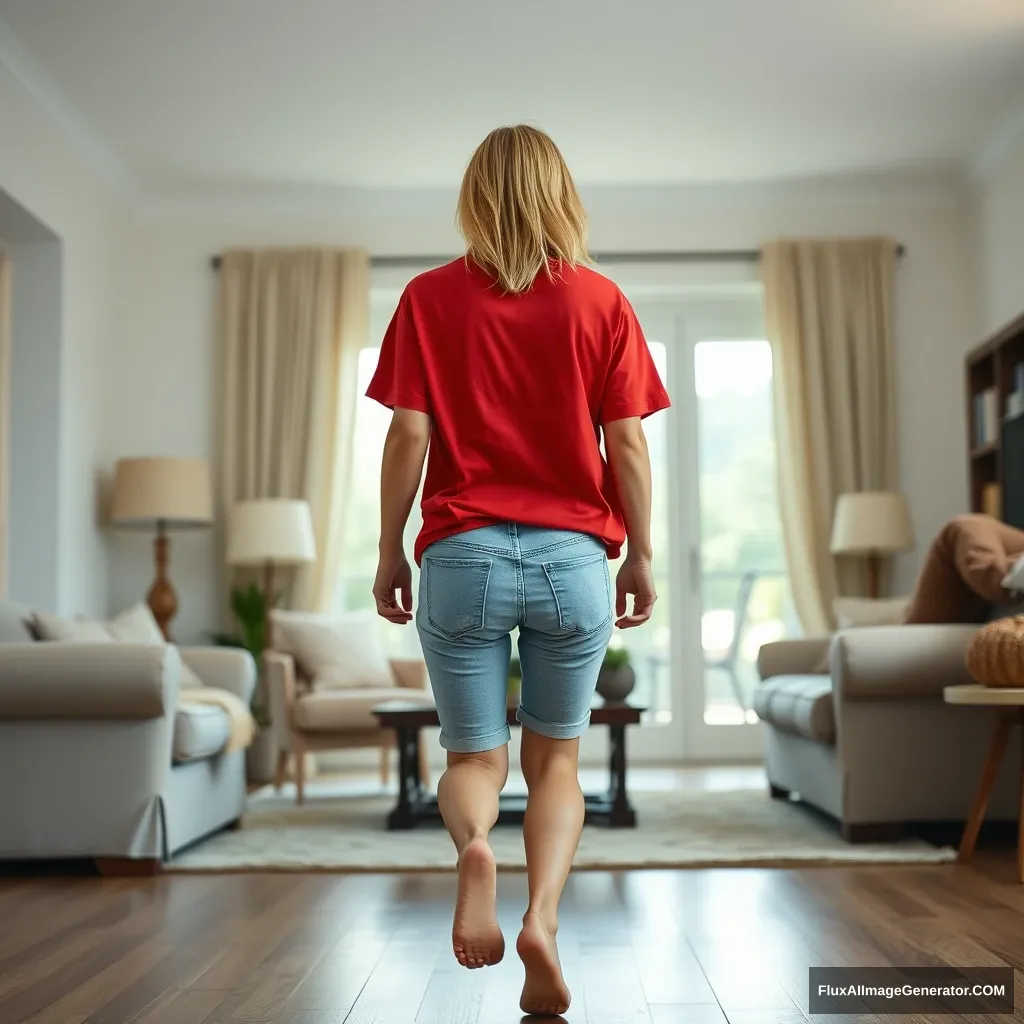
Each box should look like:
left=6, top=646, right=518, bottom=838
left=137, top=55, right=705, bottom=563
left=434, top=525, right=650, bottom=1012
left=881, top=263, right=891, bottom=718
left=368, top=125, right=668, bottom=1016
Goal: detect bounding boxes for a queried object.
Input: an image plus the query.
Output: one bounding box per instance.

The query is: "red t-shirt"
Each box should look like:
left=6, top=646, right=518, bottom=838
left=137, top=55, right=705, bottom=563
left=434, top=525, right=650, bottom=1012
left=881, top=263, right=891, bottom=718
left=366, top=258, right=670, bottom=564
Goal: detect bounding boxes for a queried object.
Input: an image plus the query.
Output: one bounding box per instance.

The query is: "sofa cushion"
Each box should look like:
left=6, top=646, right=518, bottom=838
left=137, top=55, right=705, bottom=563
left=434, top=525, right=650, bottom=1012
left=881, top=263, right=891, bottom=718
left=0, top=600, right=35, bottom=643
left=753, top=675, right=835, bottom=744
left=293, top=687, right=434, bottom=732
left=173, top=703, right=231, bottom=762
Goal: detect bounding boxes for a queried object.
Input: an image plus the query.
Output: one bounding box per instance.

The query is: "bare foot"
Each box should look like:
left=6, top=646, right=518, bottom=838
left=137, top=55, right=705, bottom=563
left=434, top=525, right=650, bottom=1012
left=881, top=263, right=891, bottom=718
left=452, top=837, right=504, bottom=969
left=517, top=911, right=570, bottom=1016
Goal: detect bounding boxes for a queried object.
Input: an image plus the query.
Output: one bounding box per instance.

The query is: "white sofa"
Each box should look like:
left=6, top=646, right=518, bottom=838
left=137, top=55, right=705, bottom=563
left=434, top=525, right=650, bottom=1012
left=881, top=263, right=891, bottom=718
left=0, top=600, right=256, bottom=872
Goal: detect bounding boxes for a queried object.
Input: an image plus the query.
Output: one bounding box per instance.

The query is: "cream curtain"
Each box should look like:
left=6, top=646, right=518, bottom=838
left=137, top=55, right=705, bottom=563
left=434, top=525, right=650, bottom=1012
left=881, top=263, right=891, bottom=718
left=0, top=252, right=9, bottom=596
left=217, top=247, right=369, bottom=611
left=762, top=238, right=898, bottom=634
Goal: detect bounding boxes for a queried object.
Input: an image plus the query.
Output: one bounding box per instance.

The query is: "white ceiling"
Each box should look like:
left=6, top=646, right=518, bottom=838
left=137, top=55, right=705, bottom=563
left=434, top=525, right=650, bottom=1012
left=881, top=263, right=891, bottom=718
left=2, top=0, right=1024, bottom=198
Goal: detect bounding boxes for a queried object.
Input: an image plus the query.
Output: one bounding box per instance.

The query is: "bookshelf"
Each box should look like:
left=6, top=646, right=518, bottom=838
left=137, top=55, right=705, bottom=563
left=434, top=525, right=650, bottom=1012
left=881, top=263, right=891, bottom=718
left=966, top=309, right=1024, bottom=522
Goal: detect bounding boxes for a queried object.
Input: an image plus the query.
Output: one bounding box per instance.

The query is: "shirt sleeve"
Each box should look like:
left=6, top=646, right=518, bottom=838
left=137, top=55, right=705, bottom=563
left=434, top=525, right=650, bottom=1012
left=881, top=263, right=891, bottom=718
left=365, top=288, right=431, bottom=414
left=599, top=294, right=671, bottom=424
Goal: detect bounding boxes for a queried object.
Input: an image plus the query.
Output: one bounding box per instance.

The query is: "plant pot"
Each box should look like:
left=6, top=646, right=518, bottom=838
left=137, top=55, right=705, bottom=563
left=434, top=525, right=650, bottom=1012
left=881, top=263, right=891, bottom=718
left=245, top=728, right=277, bottom=784
left=507, top=675, right=522, bottom=709
left=596, top=663, right=636, bottom=703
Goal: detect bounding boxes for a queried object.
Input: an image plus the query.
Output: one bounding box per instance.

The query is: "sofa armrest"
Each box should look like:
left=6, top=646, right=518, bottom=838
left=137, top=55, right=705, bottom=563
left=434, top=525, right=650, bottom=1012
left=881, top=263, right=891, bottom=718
left=180, top=646, right=257, bottom=704
left=390, top=658, right=427, bottom=690
left=0, top=643, right=178, bottom=719
left=756, top=637, right=830, bottom=680
left=832, top=624, right=980, bottom=702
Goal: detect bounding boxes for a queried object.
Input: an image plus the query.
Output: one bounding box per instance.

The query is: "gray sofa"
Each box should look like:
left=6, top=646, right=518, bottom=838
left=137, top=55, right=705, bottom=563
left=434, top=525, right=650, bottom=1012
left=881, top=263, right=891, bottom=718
left=755, top=624, right=1019, bottom=841
left=0, top=601, right=256, bottom=871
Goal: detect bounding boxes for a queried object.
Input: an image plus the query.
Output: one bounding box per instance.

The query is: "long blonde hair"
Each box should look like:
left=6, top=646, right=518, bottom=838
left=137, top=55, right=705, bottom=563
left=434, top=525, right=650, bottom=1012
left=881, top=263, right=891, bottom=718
left=456, top=125, right=589, bottom=294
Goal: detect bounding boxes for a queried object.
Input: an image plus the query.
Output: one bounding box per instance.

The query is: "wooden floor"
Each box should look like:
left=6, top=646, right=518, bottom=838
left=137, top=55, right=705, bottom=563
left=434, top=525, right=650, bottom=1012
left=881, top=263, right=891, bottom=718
left=2, top=766, right=1023, bottom=1023
left=1, top=858, right=1022, bottom=1023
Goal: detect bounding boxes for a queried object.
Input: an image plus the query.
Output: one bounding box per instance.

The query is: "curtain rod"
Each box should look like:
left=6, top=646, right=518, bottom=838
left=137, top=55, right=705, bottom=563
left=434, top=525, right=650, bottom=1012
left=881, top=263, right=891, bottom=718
left=209, top=244, right=905, bottom=271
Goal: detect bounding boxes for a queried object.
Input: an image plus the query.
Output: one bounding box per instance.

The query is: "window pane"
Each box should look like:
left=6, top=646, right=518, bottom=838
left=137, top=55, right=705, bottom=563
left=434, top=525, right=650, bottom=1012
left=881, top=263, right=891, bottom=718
left=336, top=344, right=423, bottom=657
left=695, top=340, right=796, bottom=725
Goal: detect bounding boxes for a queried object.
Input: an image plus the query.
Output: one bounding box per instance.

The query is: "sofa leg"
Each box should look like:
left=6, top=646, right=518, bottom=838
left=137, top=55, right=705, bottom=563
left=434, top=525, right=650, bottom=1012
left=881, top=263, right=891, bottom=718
left=841, top=822, right=904, bottom=844
left=274, top=751, right=289, bottom=791
left=94, top=857, right=162, bottom=877
left=295, top=746, right=306, bottom=805
left=769, top=783, right=791, bottom=800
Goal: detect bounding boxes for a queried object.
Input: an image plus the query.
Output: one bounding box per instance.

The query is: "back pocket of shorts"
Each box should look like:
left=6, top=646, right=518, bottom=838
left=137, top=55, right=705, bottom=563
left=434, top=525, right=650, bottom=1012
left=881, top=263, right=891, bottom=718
left=542, top=551, right=612, bottom=634
left=424, top=556, right=493, bottom=639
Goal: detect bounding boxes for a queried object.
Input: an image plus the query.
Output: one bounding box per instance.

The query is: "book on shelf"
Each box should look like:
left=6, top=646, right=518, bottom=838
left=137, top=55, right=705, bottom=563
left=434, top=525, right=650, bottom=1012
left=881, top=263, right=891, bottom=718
left=974, top=386, right=999, bottom=447
left=982, top=482, right=1002, bottom=520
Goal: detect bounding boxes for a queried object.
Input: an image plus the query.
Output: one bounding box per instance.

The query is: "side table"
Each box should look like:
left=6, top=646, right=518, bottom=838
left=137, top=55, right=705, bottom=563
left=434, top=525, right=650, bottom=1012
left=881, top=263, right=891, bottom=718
left=943, top=684, right=1024, bottom=883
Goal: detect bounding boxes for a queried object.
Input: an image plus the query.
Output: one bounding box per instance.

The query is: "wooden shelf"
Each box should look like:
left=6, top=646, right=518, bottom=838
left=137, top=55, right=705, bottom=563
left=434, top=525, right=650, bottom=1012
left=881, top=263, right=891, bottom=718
left=966, top=309, right=1024, bottom=522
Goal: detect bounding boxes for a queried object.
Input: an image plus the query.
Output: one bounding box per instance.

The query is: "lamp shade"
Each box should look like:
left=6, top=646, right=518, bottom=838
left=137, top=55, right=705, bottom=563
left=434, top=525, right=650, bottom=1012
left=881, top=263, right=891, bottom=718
left=110, top=457, right=213, bottom=527
left=227, top=498, right=316, bottom=566
left=830, top=491, right=914, bottom=555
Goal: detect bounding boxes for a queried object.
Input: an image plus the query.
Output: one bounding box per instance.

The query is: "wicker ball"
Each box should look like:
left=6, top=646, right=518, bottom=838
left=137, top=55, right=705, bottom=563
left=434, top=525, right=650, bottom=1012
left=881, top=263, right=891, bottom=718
left=966, top=616, right=1024, bottom=686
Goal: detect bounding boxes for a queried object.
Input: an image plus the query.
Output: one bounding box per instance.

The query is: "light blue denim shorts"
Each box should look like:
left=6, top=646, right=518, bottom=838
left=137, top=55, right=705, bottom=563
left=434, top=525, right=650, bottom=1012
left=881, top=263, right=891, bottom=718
left=416, top=522, right=614, bottom=753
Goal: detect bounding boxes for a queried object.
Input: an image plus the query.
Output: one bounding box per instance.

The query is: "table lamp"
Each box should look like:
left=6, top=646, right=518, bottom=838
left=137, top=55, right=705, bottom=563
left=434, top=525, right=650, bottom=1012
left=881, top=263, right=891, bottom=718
left=226, top=498, right=317, bottom=647
left=110, top=457, right=214, bottom=639
left=830, top=491, right=914, bottom=599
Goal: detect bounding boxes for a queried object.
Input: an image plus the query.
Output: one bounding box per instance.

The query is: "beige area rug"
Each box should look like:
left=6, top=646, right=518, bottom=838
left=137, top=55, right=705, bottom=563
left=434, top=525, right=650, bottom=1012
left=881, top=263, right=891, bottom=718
left=168, top=781, right=955, bottom=872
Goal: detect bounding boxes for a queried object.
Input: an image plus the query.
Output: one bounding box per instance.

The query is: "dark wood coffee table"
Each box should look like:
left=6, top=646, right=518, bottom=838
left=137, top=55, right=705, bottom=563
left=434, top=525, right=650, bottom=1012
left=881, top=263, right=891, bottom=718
left=373, top=702, right=644, bottom=830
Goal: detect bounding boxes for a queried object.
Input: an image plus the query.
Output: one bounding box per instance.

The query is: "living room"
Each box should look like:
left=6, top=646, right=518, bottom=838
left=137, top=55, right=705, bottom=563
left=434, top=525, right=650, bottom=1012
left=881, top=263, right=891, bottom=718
left=2, top=1, right=1024, bottom=1021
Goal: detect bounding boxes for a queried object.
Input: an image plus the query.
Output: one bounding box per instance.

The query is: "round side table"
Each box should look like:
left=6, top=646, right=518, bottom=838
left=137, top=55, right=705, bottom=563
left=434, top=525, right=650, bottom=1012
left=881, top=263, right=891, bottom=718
left=944, top=684, right=1024, bottom=883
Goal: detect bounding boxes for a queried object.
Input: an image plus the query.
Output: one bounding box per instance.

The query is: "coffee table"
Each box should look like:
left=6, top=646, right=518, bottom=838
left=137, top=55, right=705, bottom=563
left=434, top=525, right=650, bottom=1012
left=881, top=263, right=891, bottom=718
left=373, top=701, right=644, bottom=830
left=944, top=684, right=1024, bottom=883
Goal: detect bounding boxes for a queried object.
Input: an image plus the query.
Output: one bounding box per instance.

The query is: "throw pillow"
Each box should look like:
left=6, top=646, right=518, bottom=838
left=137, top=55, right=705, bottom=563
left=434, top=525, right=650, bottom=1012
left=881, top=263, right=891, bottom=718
left=904, top=514, right=1024, bottom=624
left=271, top=609, right=394, bottom=688
left=833, top=596, right=910, bottom=629
left=1002, top=554, right=1024, bottom=593
left=32, top=603, right=203, bottom=688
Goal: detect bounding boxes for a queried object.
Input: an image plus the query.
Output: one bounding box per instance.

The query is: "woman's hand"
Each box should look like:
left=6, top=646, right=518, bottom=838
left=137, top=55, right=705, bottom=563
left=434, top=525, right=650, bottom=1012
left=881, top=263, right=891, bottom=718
left=614, top=553, right=657, bottom=628
left=373, top=552, right=414, bottom=624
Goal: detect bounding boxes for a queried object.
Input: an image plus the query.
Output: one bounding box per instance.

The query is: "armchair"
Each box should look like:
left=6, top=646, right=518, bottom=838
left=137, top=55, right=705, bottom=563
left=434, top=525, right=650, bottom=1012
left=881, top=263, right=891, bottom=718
left=265, top=653, right=434, bottom=803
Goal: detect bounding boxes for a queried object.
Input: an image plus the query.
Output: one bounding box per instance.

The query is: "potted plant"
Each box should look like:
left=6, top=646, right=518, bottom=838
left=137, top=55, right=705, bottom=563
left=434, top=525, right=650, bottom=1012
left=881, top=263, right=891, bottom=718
left=596, top=645, right=636, bottom=703
left=507, top=656, right=522, bottom=709
left=209, top=582, right=277, bottom=782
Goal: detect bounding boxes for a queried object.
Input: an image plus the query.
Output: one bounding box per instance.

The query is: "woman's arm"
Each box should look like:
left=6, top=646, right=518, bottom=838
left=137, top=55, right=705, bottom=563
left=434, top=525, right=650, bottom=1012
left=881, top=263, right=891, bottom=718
left=373, top=408, right=430, bottom=623
left=604, top=416, right=657, bottom=628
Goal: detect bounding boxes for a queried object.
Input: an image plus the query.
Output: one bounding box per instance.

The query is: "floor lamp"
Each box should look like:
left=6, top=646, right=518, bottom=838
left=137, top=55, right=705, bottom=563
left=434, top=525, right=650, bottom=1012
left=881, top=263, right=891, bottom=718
left=110, top=457, right=213, bottom=640
left=226, top=498, right=317, bottom=649
left=830, top=492, right=914, bottom=598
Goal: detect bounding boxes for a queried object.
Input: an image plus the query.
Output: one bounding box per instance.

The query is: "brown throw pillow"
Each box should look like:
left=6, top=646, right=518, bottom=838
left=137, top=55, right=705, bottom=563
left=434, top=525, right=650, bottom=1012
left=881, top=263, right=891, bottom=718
left=904, top=514, right=1024, bottom=624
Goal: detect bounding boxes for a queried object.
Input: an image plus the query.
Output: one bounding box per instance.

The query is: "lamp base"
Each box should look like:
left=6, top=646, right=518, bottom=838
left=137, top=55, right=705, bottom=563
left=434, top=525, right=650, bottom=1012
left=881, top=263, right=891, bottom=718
left=866, top=554, right=880, bottom=600
left=149, top=529, right=177, bottom=640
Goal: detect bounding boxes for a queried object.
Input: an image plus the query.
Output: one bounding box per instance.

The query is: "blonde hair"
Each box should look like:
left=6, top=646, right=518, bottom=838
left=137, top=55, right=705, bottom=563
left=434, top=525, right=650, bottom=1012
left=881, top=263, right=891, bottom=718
left=456, top=125, right=590, bottom=294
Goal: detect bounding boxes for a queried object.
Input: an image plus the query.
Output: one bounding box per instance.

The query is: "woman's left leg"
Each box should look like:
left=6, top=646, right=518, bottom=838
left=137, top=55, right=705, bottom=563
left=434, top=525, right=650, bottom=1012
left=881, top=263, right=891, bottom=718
left=438, top=744, right=509, bottom=967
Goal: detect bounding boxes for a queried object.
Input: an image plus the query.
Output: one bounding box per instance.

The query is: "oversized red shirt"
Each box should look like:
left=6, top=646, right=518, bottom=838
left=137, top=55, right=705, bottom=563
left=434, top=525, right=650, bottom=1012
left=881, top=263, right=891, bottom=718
left=366, top=258, right=670, bottom=564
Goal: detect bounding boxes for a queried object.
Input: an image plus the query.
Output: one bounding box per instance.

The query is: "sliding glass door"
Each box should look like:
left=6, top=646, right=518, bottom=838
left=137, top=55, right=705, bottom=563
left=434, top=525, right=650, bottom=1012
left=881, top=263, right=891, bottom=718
left=627, top=294, right=795, bottom=761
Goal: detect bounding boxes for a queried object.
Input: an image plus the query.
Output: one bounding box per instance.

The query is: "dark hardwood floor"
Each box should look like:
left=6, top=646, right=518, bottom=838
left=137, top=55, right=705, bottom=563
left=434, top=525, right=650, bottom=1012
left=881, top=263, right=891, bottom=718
left=1, top=855, right=1022, bottom=1024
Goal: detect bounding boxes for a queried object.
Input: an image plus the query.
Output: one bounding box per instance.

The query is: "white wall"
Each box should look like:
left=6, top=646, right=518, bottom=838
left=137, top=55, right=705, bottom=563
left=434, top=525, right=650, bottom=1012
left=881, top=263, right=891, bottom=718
left=6, top=238, right=61, bottom=608
left=0, top=62, right=126, bottom=615
left=975, top=126, right=1024, bottom=334
left=112, top=176, right=975, bottom=638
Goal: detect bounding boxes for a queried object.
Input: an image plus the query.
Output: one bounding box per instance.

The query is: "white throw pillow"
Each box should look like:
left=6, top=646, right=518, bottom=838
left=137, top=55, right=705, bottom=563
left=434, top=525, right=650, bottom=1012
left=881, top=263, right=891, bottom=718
left=33, top=603, right=203, bottom=688
left=271, top=609, right=394, bottom=688
left=833, top=596, right=910, bottom=629
left=1001, top=554, right=1024, bottom=593
left=33, top=614, right=113, bottom=643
